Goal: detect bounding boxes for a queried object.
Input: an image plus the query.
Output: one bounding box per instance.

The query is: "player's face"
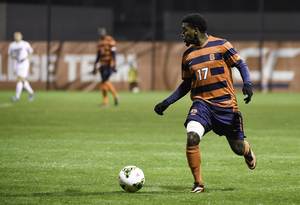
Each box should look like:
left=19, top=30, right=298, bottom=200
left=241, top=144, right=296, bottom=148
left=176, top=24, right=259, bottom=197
left=14, top=32, right=23, bottom=42
left=99, top=28, right=107, bottom=39
left=182, top=23, right=196, bottom=47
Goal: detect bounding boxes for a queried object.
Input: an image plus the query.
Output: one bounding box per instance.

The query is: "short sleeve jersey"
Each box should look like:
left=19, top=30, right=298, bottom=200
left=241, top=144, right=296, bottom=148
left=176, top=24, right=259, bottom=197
left=96, top=35, right=116, bottom=67
left=8, top=40, right=33, bottom=62
left=182, top=35, right=242, bottom=112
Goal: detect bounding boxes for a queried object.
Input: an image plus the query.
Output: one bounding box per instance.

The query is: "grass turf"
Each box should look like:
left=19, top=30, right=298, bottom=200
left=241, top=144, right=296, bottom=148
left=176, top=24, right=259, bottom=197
left=0, top=90, right=299, bottom=204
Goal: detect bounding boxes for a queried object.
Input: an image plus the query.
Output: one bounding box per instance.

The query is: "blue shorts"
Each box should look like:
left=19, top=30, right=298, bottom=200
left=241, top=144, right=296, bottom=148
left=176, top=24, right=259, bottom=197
left=184, top=99, right=245, bottom=140
left=100, top=65, right=113, bottom=82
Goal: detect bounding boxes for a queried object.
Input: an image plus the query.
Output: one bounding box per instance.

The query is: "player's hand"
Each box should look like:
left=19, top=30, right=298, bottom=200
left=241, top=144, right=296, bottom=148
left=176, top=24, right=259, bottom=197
left=242, top=84, right=253, bottom=104
left=154, top=100, right=170, bottom=115
left=93, top=65, right=96, bottom=75
left=111, top=67, right=117, bottom=72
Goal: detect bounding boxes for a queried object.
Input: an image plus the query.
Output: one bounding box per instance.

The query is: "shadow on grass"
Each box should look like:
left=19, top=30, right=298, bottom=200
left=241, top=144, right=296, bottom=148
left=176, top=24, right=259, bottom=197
left=202, top=187, right=239, bottom=194
left=150, top=184, right=237, bottom=193
left=0, top=186, right=238, bottom=197
left=1, top=189, right=152, bottom=197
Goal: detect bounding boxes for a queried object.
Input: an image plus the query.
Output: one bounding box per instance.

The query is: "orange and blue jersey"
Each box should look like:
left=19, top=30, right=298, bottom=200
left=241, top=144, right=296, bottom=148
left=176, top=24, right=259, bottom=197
left=181, top=35, right=250, bottom=112
left=96, top=35, right=116, bottom=67
left=164, top=35, right=251, bottom=138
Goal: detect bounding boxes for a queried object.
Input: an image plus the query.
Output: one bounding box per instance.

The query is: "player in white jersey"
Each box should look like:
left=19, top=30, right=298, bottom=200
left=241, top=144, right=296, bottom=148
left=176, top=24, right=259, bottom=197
left=8, top=32, right=34, bottom=101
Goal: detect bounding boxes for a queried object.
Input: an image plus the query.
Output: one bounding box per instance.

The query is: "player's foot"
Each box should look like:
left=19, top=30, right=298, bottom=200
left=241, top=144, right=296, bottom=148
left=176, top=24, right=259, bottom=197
left=101, top=103, right=109, bottom=108
left=11, top=97, right=18, bottom=101
left=244, top=143, right=256, bottom=170
left=29, top=93, right=34, bottom=102
left=115, top=98, right=119, bottom=106
left=189, top=182, right=204, bottom=193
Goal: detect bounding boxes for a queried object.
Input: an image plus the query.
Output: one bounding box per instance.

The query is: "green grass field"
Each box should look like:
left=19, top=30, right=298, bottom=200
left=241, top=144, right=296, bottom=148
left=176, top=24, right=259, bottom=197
left=0, top=90, right=299, bottom=205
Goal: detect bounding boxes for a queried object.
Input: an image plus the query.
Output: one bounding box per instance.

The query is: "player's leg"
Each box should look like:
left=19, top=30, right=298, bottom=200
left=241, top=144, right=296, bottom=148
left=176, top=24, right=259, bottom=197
left=106, top=81, right=119, bottom=105
left=225, top=110, right=256, bottom=170
left=104, top=67, right=119, bottom=106
left=243, top=140, right=256, bottom=169
left=185, top=99, right=212, bottom=193
left=12, top=77, right=25, bottom=101
left=216, top=110, right=256, bottom=170
left=227, top=139, right=256, bottom=169
left=23, top=80, right=34, bottom=101
left=13, top=81, right=23, bottom=101
left=186, top=120, right=205, bottom=193
left=101, top=81, right=109, bottom=106
left=227, top=139, right=244, bottom=155
left=100, top=67, right=110, bottom=106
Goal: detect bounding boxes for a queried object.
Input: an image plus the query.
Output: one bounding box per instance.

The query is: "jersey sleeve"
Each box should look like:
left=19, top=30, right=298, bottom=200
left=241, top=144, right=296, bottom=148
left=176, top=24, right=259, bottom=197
left=222, top=41, right=241, bottom=67
left=7, top=43, right=12, bottom=55
left=109, top=36, right=116, bottom=49
left=223, top=41, right=251, bottom=84
left=234, top=59, right=251, bottom=85
left=181, top=52, right=192, bottom=80
left=165, top=79, right=191, bottom=104
left=26, top=42, right=33, bottom=54
left=107, top=36, right=116, bottom=68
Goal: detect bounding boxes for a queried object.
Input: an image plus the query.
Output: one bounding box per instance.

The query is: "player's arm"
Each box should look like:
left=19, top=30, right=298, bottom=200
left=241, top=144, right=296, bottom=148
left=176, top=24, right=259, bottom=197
left=154, top=78, right=191, bottom=115
left=7, top=45, right=14, bottom=59
left=21, top=43, right=33, bottom=62
left=111, top=46, right=117, bottom=72
left=93, top=51, right=100, bottom=74
left=234, top=59, right=253, bottom=104
left=21, top=52, right=33, bottom=62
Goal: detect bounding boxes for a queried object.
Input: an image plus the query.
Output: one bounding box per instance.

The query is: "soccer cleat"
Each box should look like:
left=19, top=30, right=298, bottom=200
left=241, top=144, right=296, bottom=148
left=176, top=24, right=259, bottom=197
left=11, top=96, right=18, bottom=101
left=244, top=145, right=256, bottom=170
left=115, top=98, right=119, bottom=106
left=101, top=103, right=109, bottom=108
left=29, top=94, right=34, bottom=102
left=189, top=182, right=204, bottom=193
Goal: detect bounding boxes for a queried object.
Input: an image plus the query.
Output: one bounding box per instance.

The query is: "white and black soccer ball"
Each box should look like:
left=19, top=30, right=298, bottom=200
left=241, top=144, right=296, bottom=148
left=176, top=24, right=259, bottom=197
left=118, top=165, right=145, bottom=192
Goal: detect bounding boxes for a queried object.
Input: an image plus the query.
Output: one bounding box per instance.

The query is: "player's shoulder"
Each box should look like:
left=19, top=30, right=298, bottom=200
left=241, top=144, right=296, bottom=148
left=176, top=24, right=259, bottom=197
left=208, top=35, right=229, bottom=45
left=23, top=40, right=30, bottom=44
left=105, top=35, right=115, bottom=41
left=19, top=40, right=29, bottom=45
left=106, top=35, right=116, bottom=43
left=207, top=35, right=233, bottom=50
left=107, top=35, right=114, bottom=39
left=183, top=45, right=197, bottom=57
left=9, top=41, right=17, bottom=45
left=96, top=39, right=103, bottom=44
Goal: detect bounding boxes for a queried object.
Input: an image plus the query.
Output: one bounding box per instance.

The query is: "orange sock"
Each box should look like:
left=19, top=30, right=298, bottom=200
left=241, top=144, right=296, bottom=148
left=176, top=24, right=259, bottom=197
left=244, top=141, right=250, bottom=156
left=186, top=145, right=203, bottom=185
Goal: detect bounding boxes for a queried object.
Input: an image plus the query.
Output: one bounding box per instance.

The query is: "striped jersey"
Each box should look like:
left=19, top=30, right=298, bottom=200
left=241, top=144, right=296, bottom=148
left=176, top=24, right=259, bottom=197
left=182, top=35, right=242, bottom=112
left=96, top=35, right=116, bottom=67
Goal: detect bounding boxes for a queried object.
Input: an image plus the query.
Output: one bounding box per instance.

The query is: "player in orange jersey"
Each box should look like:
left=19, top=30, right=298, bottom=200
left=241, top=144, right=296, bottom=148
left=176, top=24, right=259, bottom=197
left=154, top=13, right=256, bottom=193
left=93, top=27, right=119, bottom=107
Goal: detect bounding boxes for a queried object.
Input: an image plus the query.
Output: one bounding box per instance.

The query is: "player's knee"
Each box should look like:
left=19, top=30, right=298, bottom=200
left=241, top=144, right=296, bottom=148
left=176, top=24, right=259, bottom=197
left=232, top=146, right=244, bottom=156
left=228, top=139, right=244, bottom=156
left=17, top=77, right=25, bottom=83
left=187, top=132, right=200, bottom=146
left=186, top=120, right=205, bottom=146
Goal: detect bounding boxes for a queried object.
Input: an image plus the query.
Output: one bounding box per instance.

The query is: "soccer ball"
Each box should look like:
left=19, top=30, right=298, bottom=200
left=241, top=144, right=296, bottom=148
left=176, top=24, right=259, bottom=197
left=118, top=165, right=145, bottom=192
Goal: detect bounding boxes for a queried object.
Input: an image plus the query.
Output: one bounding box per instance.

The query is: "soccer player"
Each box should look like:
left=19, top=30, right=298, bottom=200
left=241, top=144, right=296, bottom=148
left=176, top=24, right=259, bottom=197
left=8, top=32, right=34, bottom=102
left=154, top=13, right=256, bottom=193
left=93, top=27, right=119, bottom=107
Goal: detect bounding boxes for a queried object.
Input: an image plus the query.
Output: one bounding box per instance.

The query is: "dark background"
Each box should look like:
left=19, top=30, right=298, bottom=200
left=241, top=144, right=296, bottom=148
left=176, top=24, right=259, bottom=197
left=1, top=0, right=300, bottom=42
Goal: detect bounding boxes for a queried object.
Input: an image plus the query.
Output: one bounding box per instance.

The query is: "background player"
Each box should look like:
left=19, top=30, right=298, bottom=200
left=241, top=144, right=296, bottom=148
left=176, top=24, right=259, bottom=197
left=154, top=13, right=256, bottom=193
left=8, top=32, right=34, bottom=102
left=93, top=27, right=119, bottom=107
